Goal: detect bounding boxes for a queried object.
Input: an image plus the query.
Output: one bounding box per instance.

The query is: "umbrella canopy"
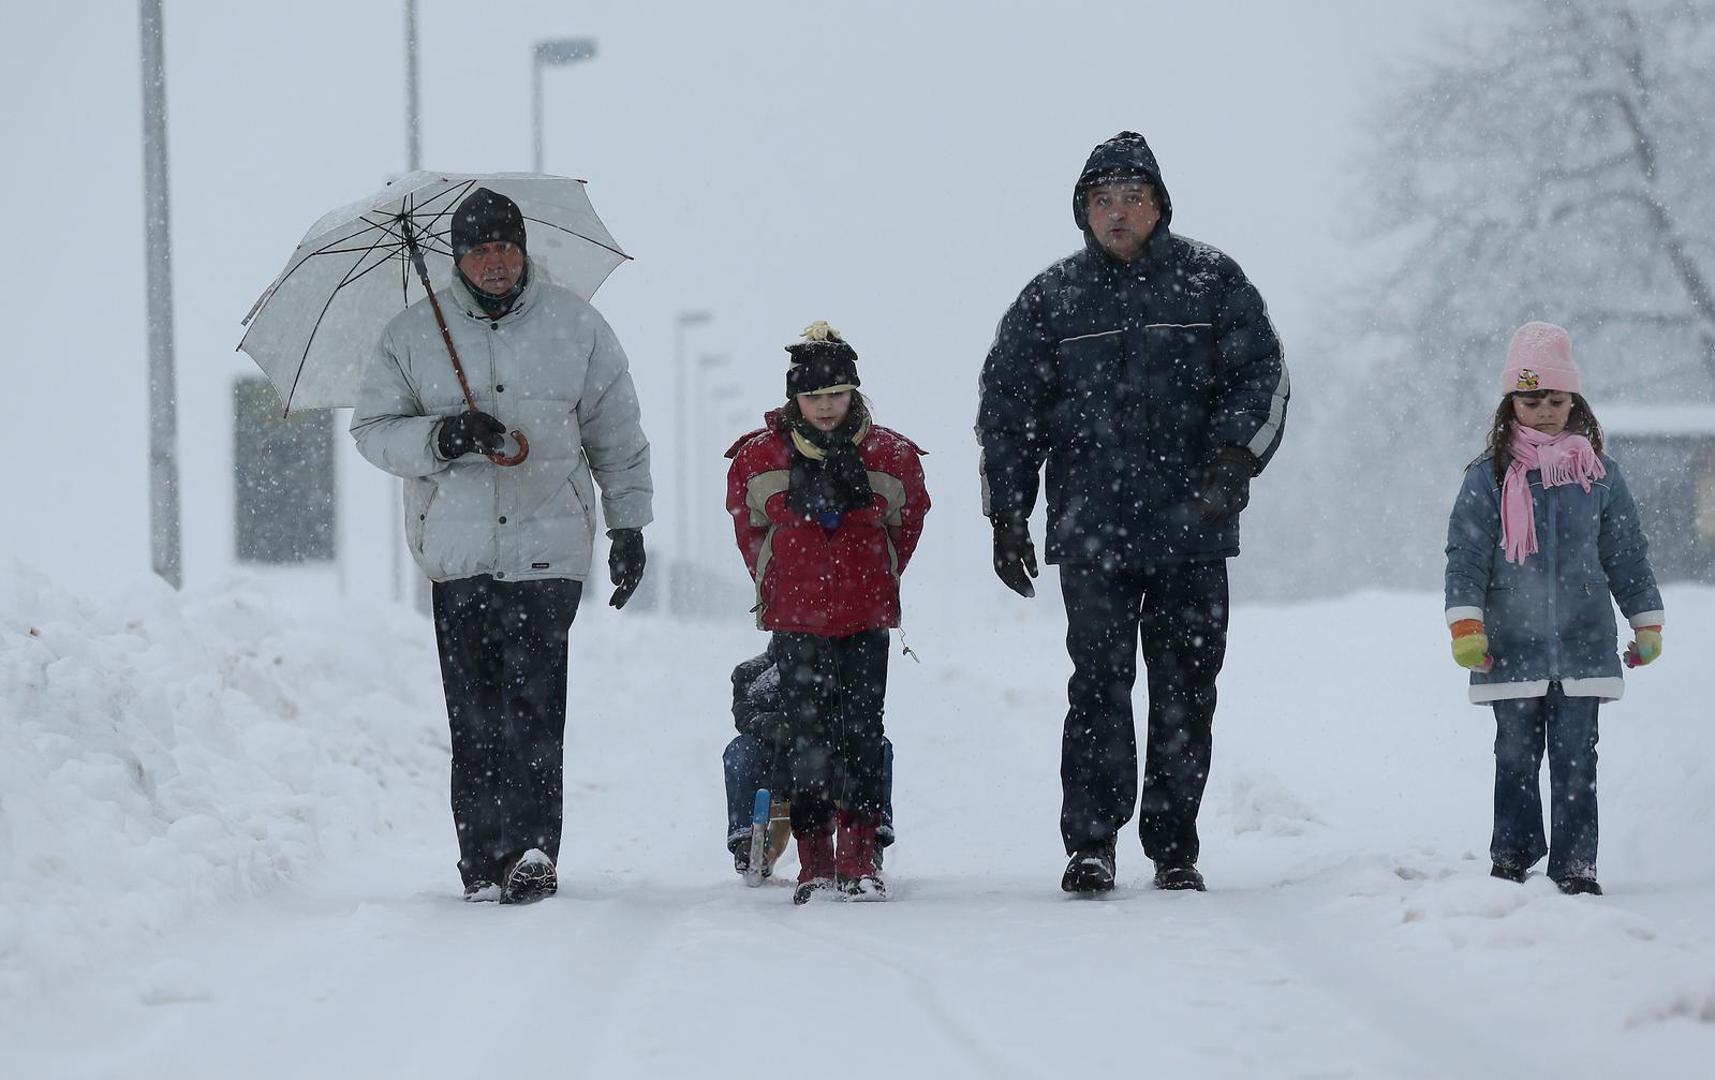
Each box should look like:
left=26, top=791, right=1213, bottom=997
left=238, top=171, right=630, bottom=413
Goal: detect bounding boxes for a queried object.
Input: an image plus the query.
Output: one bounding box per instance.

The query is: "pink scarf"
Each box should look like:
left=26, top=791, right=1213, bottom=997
left=1500, top=426, right=1606, bottom=564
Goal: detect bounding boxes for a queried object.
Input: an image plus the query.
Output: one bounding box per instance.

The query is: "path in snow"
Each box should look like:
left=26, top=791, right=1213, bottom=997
left=4, top=573, right=1712, bottom=1078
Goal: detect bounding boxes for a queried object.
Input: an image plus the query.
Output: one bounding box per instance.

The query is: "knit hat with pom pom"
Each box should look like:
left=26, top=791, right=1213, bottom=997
left=785, top=321, right=861, bottom=397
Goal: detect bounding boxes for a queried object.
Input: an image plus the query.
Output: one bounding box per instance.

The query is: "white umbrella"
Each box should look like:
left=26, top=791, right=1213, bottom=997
left=238, top=170, right=630, bottom=415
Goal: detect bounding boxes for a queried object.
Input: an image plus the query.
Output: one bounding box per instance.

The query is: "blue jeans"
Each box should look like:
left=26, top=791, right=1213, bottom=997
left=725, top=734, right=893, bottom=844
left=1491, top=685, right=1600, bottom=881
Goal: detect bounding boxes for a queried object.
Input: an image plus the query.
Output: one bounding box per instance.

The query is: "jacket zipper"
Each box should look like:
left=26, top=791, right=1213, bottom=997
left=1546, top=486, right=1560, bottom=680
left=571, top=449, right=596, bottom=535
left=488, top=327, right=504, bottom=566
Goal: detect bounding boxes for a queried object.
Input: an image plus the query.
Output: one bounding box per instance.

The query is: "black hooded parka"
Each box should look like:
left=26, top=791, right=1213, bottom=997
left=976, top=131, right=1289, bottom=567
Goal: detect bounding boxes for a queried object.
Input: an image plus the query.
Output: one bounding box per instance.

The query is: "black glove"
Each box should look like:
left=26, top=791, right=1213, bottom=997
left=436, top=410, right=507, bottom=459
left=607, top=528, right=646, bottom=610
left=991, top=515, right=1038, bottom=598
left=1197, top=445, right=1255, bottom=524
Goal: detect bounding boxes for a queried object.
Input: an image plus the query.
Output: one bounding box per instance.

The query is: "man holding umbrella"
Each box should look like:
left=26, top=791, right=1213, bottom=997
left=351, top=187, right=653, bottom=904
left=976, top=132, right=1288, bottom=896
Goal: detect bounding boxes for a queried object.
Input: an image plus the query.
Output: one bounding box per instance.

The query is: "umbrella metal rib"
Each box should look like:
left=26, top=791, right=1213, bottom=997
left=283, top=223, right=403, bottom=413
left=518, top=214, right=630, bottom=260
left=275, top=194, right=473, bottom=411
left=246, top=183, right=472, bottom=328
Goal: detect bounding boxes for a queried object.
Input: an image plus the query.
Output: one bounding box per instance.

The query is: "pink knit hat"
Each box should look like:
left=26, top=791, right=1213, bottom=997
left=1500, top=321, right=1580, bottom=396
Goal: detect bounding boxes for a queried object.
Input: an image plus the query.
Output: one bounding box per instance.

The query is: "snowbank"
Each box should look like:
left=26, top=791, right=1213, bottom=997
left=0, top=563, right=447, bottom=1003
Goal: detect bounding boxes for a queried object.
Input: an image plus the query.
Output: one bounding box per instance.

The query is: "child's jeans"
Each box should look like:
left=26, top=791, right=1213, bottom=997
left=1491, top=684, right=1600, bottom=881
left=724, top=734, right=894, bottom=845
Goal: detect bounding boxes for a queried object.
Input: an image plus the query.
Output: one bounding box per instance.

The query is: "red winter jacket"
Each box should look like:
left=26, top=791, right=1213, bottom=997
left=725, top=410, right=930, bottom=636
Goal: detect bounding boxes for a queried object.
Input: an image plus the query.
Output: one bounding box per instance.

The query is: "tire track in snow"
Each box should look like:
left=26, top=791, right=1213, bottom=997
left=1218, top=883, right=1559, bottom=1078
left=770, top=905, right=1034, bottom=1080
left=543, top=886, right=698, bottom=1080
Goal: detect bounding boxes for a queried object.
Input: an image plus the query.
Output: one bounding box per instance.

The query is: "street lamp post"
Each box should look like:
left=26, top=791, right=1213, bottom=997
left=694, top=353, right=733, bottom=572
left=532, top=37, right=596, bottom=173
left=706, top=378, right=745, bottom=606
left=139, top=0, right=181, bottom=589
left=394, top=0, right=424, bottom=607
left=673, top=311, right=712, bottom=613
left=405, top=0, right=421, bottom=173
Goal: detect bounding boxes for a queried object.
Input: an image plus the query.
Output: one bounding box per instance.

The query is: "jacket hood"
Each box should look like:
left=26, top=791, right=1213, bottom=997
left=1073, top=131, right=1172, bottom=234
left=723, top=408, right=786, bottom=459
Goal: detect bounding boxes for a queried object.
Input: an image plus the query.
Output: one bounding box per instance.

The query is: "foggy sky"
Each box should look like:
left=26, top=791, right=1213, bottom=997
left=1, top=0, right=1473, bottom=604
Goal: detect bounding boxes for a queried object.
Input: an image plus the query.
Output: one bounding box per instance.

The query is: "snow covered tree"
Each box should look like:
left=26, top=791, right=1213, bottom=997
left=1287, top=0, right=1715, bottom=591
left=1368, top=0, right=1715, bottom=390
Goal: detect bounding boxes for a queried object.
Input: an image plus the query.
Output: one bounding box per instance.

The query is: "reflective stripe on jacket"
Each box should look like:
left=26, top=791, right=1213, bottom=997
left=976, top=232, right=1287, bottom=566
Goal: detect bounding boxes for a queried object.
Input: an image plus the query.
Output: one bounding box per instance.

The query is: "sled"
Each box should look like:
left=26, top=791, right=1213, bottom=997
left=743, top=789, right=793, bottom=887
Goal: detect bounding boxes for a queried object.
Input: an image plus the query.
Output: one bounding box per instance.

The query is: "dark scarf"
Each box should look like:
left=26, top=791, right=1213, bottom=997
left=459, top=262, right=530, bottom=319
left=785, top=412, right=874, bottom=523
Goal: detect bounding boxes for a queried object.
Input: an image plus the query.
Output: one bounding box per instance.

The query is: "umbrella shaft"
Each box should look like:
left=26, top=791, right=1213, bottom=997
left=402, top=227, right=479, bottom=413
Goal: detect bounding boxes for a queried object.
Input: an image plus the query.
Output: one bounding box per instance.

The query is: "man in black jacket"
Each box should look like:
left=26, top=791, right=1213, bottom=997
left=976, top=131, right=1288, bottom=894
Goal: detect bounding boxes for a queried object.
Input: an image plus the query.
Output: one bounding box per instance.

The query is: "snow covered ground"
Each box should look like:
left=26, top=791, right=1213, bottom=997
left=3, top=562, right=1712, bottom=1079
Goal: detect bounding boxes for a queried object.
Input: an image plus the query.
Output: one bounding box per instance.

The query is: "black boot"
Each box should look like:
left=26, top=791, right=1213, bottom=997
left=1061, top=837, right=1117, bottom=894
left=501, top=849, right=557, bottom=905
left=1553, top=875, right=1602, bottom=896
left=1152, top=862, right=1206, bottom=892
left=463, top=879, right=501, bottom=903
left=1490, top=862, right=1528, bottom=884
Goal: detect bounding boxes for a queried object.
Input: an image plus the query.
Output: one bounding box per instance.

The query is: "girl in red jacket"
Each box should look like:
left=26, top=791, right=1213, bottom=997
left=725, top=322, right=930, bottom=904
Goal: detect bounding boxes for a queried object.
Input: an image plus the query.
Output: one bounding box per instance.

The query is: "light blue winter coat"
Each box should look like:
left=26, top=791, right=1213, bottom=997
left=1444, top=451, right=1663, bottom=703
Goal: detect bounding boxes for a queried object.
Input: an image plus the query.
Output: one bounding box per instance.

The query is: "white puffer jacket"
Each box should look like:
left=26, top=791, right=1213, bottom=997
left=350, top=270, right=653, bottom=583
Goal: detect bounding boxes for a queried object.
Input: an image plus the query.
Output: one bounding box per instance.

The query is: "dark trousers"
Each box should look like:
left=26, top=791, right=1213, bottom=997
left=773, top=628, right=890, bottom=833
left=1491, top=685, right=1600, bottom=881
left=723, top=734, right=894, bottom=841
left=432, top=575, right=581, bottom=889
left=1059, top=560, right=1228, bottom=865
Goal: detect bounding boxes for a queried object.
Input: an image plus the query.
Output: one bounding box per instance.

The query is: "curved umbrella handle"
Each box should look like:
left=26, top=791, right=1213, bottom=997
left=487, top=428, right=530, bottom=467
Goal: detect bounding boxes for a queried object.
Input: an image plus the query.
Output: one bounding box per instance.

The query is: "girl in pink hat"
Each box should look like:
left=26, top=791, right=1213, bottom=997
left=1443, top=321, right=1664, bottom=896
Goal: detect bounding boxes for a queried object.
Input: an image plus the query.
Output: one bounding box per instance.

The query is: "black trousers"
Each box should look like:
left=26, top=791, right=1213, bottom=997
left=432, top=575, right=582, bottom=889
left=1059, top=560, right=1228, bottom=865
left=773, top=629, right=890, bottom=833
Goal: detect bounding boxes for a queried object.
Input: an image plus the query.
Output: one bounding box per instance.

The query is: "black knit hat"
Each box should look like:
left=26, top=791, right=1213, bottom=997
left=451, top=187, right=527, bottom=261
left=785, top=321, right=861, bottom=397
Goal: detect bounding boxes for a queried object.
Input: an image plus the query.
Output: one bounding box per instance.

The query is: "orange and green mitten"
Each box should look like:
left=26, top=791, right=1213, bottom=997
left=1450, top=619, right=1492, bottom=672
left=1625, top=626, right=1662, bottom=668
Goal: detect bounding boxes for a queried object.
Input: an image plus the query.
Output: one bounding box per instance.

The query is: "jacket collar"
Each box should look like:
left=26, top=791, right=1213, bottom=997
left=450, top=264, right=538, bottom=323
left=1081, top=222, right=1174, bottom=278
